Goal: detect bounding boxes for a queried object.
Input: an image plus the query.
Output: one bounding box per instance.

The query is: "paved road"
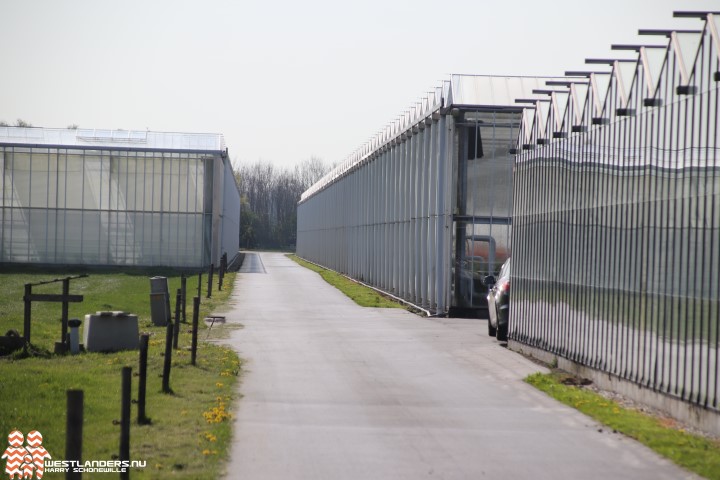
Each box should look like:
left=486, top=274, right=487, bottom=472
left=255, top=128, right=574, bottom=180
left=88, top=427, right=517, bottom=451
left=223, top=252, right=695, bottom=480
left=238, top=251, right=267, bottom=274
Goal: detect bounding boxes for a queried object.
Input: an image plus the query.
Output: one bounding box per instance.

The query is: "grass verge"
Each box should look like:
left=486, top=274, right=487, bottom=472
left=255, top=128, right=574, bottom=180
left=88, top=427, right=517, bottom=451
left=287, top=254, right=404, bottom=309
left=525, top=372, right=720, bottom=479
left=0, top=268, right=240, bottom=479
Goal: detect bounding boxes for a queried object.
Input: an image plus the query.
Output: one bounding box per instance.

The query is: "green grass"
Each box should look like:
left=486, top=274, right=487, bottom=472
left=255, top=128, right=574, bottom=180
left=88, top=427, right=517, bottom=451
left=287, top=255, right=404, bottom=309
left=0, top=267, right=219, bottom=350
left=0, top=268, right=240, bottom=479
left=525, top=372, right=720, bottom=479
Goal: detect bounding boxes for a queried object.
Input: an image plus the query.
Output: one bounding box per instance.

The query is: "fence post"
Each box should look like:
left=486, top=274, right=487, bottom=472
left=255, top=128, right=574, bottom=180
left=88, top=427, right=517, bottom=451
left=191, top=297, right=200, bottom=366
left=23, top=284, right=31, bottom=344
left=173, top=289, right=181, bottom=350
left=60, top=277, right=70, bottom=351
left=66, top=390, right=83, bottom=480
left=162, top=322, right=173, bottom=393
left=218, top=253, right=226, bottom=291
left=137, top=335, right=150, bottom=424
left=181, top=274, right=187, bottom=323
left=197, top=272, right=202, bottom=300
left=120, top=367, right=131, bottom=480
left=207, top=264, right=214, bottom=299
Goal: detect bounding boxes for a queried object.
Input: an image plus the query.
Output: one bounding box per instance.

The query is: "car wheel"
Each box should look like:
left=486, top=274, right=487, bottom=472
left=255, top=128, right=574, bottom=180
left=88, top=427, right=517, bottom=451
left=487, top=312, right=496, bottom=337
left=496, top=323, right=508, bottom=342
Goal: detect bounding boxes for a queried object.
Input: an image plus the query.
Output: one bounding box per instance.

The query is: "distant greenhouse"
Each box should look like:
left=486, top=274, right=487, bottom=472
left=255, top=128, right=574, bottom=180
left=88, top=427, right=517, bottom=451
left=297, top=74, right=558, bottom=315
left=0, top=127, right=240, bottom=268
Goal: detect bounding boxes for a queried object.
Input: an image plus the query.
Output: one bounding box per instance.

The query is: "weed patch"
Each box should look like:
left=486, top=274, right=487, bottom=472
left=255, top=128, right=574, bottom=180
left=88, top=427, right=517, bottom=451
left=287, top=255, right=404, bottom=309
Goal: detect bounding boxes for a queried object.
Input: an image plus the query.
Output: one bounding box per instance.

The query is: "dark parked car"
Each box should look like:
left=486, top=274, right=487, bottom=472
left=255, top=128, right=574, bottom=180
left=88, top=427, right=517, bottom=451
left=484, top=258, right=510, bottom=341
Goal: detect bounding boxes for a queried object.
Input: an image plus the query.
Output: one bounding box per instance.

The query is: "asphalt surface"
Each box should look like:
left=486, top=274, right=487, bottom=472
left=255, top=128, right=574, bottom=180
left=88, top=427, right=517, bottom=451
left=222, top=252, right=696, bottom=480
left=239, top=251, right=267, bottom=273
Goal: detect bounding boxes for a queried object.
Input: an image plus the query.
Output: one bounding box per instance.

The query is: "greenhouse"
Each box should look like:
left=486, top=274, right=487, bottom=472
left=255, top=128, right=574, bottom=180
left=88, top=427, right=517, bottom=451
left=298, top=10, right=720, bottom=415
left=511, top=11, right=720, bottom=411
left=297, top=74, right=557, bottom=315
left=0, top=127, right=240, bottom=268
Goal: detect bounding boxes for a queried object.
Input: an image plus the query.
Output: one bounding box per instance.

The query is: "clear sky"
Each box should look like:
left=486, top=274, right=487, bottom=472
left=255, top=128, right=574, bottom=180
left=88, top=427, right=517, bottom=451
left=1, top=0, right=717, bottom=170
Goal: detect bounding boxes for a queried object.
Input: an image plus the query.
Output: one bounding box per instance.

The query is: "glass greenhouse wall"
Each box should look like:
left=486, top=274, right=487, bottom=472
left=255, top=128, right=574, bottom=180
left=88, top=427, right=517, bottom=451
left=297, top=75, right=554, bottom=315
left=0, top=128, right=240, bottom=268
left=511, top=13, right=720, bottom=410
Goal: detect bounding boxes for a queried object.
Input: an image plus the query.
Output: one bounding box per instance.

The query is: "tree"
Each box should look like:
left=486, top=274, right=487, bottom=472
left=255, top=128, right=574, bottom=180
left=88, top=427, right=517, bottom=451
left=294, top=156, right=329, bottom=190
left=15, top=119, right=32, bottom=127
left=235, top=158, right=331, bottom=250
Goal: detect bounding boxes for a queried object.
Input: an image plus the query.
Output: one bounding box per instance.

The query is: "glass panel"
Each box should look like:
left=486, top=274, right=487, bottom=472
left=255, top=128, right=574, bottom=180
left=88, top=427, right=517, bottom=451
left=11, top=152, right=31, bottom=207
left=123, top=154, right=138, bottom=211
left=151, top=156, right=163, bottom=211
left=64, top=152, right=86, bottom=209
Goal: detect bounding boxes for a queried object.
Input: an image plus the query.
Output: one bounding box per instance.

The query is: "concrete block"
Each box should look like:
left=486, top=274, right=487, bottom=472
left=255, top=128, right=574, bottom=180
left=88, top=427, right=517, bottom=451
left=83, top=311, right=139, bottom=352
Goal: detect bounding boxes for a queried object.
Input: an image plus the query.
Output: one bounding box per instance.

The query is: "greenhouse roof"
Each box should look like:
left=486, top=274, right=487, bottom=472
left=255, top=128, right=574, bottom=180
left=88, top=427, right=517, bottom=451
left=445, top=74, right=561, bottom=108
left=0, top=127, right=226, bottom=152
left=300, top=74, right=560, bottom=201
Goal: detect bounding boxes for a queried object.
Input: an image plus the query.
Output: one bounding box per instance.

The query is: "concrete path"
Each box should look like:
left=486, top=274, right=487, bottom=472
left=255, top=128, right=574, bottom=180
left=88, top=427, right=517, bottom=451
left=223, top=252, right=695, bottom=480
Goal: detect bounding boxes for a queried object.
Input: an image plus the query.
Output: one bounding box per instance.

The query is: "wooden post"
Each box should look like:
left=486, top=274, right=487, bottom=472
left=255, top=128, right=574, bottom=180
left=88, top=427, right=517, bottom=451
left=173, top=289, right=181, bottom=350
left=23, top=284, right=31, bottom=345
left=66, top=390, right=83, bottom=480
left=162, top=322, right=173, bottom=393
left=218, top=253, right=226, bottom=292
left=137, top=335, right=150, bottom=424
left=207, top=264, right=214, bottom=299
left=197, top=272, right=202, bottom=300
left=218, top=265, right=224, bottom=291
left=181, top=274, right=187, bottom=323
left=191, top=297, right=200, bottom=366
left=119, top=367, right=131, bottom=480
left=61, top=277, right=70, bottom=350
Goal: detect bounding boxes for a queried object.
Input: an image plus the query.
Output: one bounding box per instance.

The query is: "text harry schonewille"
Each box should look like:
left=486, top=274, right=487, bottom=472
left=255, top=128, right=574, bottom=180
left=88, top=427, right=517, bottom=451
left=44, top=460, right=146, bottom=473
